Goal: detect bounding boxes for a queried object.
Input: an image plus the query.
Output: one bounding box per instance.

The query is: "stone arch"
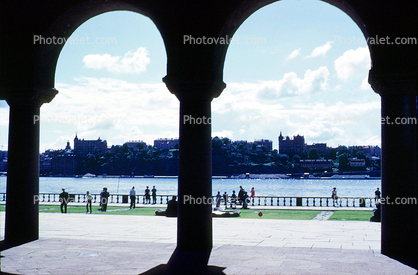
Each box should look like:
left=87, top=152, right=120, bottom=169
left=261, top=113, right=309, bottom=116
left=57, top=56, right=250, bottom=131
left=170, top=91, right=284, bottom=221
left=214, top=0, right=371, bottom=81
left=34, top=0, right=162, bottom=88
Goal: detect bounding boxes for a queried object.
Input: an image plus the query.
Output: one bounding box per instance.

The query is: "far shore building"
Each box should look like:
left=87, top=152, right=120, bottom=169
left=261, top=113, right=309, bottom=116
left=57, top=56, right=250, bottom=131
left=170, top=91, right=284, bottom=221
left=278, top=132, right=306, bottom=155
left=299, top=159, right=332, bottom=169
left=50, top=152, right=77, bottom=176
left=349, top=145, right=381, bottom=158
left=350, top=158, right=366, bottom=167
left=154, top=138, right=179, bottom=150
left=230, top=139, right=273, bottom=151
left=306, top=143, right=330, bottom=158
left=253, top=139, right=273, bottom=151
left=74, top=135, right=108, bottom=157
left=124, top=140, right=147, bottom=152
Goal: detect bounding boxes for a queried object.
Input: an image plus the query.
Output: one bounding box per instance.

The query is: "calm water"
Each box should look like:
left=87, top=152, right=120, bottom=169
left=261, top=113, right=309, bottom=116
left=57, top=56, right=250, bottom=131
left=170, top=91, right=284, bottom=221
left=0, top=176, right=380, bottom=198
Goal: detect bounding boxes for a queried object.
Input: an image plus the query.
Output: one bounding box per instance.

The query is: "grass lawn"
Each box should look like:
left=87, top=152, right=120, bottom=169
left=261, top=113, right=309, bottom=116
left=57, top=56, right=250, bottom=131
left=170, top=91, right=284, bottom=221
left=329, top=210, right=373, bottom=221
left=0, top=204, right=373, bottom=221
left=37, top=205, right=160, bottom=215
left=237, top=209, right=321, bottom=220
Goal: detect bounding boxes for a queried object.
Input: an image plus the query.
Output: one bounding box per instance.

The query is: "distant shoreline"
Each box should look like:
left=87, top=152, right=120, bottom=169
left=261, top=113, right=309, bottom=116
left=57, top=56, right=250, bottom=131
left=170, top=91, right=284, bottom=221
left=37, top=173, right=381, bottom=180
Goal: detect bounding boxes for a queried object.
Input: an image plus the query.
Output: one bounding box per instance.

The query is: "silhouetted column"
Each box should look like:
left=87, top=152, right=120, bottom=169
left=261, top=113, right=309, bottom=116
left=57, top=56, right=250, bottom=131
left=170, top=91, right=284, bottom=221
left=369, top=70, right=418, bottom=269
left=164, top=79, right=225, bottom=273
left=3, top=88, right=57, bottom=248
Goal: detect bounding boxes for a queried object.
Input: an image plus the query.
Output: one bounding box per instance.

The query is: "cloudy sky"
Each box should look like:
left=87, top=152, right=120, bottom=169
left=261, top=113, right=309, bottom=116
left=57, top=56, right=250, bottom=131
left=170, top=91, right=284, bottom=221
left=0, top=0, right=381, bottom=152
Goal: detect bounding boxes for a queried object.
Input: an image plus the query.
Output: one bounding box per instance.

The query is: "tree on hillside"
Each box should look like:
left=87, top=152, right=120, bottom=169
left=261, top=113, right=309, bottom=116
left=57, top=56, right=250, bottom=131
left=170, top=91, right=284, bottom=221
left=212, top=136, right=223, bottom=149
left=309, top=148, right=319, bottom=159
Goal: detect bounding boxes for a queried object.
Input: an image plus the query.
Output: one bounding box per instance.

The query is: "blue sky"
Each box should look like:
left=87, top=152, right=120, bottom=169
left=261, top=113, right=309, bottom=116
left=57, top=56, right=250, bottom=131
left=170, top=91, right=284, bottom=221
left=0, top=0, right=381, bottom=152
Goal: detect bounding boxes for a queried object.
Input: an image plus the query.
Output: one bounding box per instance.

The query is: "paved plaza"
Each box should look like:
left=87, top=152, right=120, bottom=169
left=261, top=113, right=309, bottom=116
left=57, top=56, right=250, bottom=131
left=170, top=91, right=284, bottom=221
left=0, top=210, right=416, bottom=274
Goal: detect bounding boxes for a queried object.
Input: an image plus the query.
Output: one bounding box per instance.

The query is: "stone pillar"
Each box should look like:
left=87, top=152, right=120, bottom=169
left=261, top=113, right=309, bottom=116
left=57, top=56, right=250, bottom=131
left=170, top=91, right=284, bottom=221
left=164, top=78, right=225, bottom=273
left=369, top=70, right=418, bottom=269
left=2, top=87, right=57, bottom=248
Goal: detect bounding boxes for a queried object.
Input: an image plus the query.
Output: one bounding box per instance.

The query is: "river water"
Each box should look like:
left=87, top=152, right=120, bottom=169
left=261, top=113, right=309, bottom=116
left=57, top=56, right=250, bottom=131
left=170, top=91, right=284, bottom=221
left=0, top=176, right=381, bottom=198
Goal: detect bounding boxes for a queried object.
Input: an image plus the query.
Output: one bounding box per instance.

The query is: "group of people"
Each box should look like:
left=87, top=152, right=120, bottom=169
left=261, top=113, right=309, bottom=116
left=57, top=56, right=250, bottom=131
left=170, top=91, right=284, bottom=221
left=59, top=185, right=157, bottom=214
left=59, top=187, right=110, bottom=214
left=331, top=187, right=381, bottom=207
left=129, top=186, right=157, bottom=208
left=215, top=186, right=256, bottom=210
left=59, top=185, right=382, bottom=220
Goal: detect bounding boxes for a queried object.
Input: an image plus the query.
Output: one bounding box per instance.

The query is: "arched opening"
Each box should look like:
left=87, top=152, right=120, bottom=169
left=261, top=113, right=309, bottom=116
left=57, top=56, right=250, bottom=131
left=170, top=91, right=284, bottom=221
left=215, top=0, right=379, bottom=175
left=0, top=3, right=178, bottom=249
left=0, top=0, right=415, bottom=272
left=211, top=0, right=385, bottom=271
left=38, top=9, right=178, bottom=191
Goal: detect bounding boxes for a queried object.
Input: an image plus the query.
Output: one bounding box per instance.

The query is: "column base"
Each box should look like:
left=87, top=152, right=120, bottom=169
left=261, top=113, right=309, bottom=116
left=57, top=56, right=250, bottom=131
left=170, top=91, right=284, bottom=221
left=166, top=247, right=213, bottom=274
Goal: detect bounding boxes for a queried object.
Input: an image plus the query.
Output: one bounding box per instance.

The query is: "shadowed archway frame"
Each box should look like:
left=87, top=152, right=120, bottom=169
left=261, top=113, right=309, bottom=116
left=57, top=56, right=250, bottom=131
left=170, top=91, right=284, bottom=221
left=0, top=0, right=416, bottom=272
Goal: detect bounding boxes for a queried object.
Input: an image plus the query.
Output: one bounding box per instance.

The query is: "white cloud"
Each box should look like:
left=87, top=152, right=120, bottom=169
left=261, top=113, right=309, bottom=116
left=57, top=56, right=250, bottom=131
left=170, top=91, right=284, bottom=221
left=306, top=41, right=332, bottom=58
left=40, top=77, right=178, bottom=149
left=257, top=67, right=330, bottom=100
left=286, top=48, right=301, bottom=60
left=360, top=75, right=371, bottom=90
left=334, top=47, right=370, bottom=82
left=82, top=47, right=150, bottom=74
left=213, top=82, right=381, bottom=148
left=36, top=73, right=380, bottom=151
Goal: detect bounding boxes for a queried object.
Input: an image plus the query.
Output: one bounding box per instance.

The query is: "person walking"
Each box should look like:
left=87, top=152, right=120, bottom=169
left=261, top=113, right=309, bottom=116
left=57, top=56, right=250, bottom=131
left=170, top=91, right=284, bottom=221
left=86, top=191, right=92, bottom=214
left=151, top=186, right=157, bottom=204
left=59, top=188, right=69, bottom=213
left=130, top=186, right=136, bottom=209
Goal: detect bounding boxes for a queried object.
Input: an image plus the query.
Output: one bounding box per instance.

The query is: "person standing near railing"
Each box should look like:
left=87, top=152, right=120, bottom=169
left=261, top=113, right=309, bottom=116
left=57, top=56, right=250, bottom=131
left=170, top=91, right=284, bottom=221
left=375, top=187, right=381, bottom=202
left=250, top=187, right=255, bottom=206
left=230, top=190, right=237, bottom=209
left=151, top=186, right=157, bottom=204
left=238, top=186, right=244, bottom=205
left=144, top=186, right=151, bottom=204
left=86, top=191, right=92, bottom=214
left=59, top=188, right=69, bottom=213
left=130, top=187, right=136, bottom=209
left=332, top=187, right=339, bottom=207
left=101, top=187, right=110, bottom=212
left=223, top=192, right=228, bottom=208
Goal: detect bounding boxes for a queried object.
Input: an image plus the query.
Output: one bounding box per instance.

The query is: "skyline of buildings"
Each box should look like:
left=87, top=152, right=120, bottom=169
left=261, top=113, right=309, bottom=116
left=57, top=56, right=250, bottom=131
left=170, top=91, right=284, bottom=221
left=0, top=132, right=381, bottom=174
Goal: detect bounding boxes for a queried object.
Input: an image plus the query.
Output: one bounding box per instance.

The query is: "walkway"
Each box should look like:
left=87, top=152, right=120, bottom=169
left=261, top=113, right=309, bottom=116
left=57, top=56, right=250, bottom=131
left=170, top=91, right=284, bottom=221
left=0, top=212, right=416, bottom=274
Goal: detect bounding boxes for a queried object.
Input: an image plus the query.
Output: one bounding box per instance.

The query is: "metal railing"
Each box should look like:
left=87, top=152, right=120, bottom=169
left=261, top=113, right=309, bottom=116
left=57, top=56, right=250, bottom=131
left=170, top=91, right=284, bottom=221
left=0, top=193, right=375, bottom=207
